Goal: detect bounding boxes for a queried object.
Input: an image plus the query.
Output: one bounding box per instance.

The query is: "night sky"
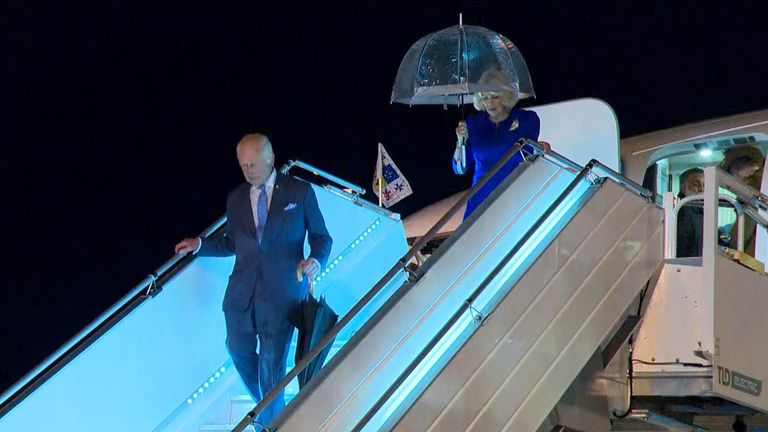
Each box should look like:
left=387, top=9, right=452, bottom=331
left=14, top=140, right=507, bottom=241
left=2, top=2, right=767, bottom=393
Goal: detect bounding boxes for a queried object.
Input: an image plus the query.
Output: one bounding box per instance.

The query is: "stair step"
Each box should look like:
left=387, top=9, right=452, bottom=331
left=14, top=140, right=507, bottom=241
left=228, top=389, right=303, bottom=424
left=219, top=339, right=350, bottom=426
left=200, top=425, right=256, bottom=432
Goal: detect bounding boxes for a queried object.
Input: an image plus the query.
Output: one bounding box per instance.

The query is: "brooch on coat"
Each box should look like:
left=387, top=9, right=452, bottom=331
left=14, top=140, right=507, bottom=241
left=509, top=119, right=519, bottom=131
left=283, top=202, right=297, bottom=211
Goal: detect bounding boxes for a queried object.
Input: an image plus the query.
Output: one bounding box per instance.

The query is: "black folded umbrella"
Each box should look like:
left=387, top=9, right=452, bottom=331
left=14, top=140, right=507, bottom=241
left=289, top=295, right=339, bottom=389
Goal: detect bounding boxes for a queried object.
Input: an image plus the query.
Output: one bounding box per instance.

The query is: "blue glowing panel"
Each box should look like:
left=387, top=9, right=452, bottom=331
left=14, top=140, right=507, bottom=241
left=0, top=255, right=234, bottom=432
left=0, top=183, right=408, bottom=432
left=364, top=180, right=592, bottom=429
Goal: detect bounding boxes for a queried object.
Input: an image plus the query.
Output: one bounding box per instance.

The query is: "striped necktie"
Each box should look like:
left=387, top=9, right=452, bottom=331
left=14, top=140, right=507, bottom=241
left=256, top=184, right=268, bottom=243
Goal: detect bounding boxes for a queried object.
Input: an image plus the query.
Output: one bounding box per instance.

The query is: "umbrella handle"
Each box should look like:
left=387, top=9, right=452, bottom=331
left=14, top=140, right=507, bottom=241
left=297, top=266, right=316, bottom=298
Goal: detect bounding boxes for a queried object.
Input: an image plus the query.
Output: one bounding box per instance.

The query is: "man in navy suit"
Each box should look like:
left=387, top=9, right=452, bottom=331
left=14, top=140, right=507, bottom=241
left=175, top=133, right=333, bottom=426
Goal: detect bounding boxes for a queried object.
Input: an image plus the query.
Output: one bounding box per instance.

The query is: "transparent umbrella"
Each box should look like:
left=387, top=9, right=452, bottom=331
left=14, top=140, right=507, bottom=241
left=391, top=22, right=535, bottom=106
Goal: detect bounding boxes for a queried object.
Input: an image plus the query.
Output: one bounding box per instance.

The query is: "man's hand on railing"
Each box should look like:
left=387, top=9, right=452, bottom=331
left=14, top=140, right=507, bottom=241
left=174, top=238, right=201, bottom=255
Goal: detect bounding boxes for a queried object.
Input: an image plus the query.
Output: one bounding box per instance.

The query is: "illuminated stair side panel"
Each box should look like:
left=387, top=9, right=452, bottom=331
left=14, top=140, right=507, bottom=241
left=361, top=179, right=593, bottom=431
left=0, top=254, right=234, bottom=432
left=154, top=195, right=407, bottom=431
left=0, top=183, right=407, bottom=432
left=389, top=181, right=663, bottom=432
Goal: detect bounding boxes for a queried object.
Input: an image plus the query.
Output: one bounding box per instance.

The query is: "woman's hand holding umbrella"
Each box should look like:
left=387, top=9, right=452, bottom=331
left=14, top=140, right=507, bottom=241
left=456, top=121, right=468, bottom=141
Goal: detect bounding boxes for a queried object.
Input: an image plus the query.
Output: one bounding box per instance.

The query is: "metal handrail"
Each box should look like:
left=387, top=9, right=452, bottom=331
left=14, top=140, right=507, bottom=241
left=231, top=138, right=535, bottom=431
left=353, top=157, right=658, bottom=430
left=670, top=194, right=746, bottom=256
left=526, top=140, right=581, bottom=172
left=527, top=140, right=651, bottom=200
left=592, top=159, right=653, bottom=200
left=717, top=168, right=768, bottom=212
left=351, top=160, right=599, bottom=431
left=0, top=216, right=227, bottom=416
left=664, top=167, right=768, bottom=260
left=280, top=160, right=366, bottom=196
left=321, top=184, right=398, bottom=220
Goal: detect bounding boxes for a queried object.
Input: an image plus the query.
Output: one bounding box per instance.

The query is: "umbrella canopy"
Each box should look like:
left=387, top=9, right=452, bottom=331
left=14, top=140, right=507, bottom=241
left=289, top=295, right=339, bottom=389
left=391, top=24, right=535, bottom=106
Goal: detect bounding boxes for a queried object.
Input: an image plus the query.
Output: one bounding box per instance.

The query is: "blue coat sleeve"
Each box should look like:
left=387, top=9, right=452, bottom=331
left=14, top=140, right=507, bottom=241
left=303, top=184, right=333, bottom=267
left=519, top=110, right=541, bottom=153
left=198, top=193, right=237, bottom=257
left=452, top=120, right=476, bottom=175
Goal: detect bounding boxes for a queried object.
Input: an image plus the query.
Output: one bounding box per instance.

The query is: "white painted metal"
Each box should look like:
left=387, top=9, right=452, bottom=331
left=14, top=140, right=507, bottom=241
left=632, top=261, right=714, bottom=396
left=663, top=193, right=676, bottom=259
left=391, top=181, right=663, bottom=431
left=756, top=155, right=768, bottom=264
left=275, top=159, right=577, bottom=432
left=632, top=166, right=768, bottom=418
left=713, top=252, right=768, bottom=412
left=532, top=98, right=621, bottom=171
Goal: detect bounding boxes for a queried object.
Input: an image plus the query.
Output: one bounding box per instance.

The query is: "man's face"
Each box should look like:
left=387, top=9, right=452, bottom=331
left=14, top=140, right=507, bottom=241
left=237, top=143, right=274, bottom=187
left=681, top=172, right=704, bottom=197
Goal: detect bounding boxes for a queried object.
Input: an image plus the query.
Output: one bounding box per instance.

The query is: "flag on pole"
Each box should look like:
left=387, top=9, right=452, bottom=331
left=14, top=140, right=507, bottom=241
left=372, top=143, right=413, bottom=208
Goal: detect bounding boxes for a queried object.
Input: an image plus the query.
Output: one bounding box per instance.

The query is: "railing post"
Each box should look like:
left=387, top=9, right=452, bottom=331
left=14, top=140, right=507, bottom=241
left=663, top=192, right=676, bottom=259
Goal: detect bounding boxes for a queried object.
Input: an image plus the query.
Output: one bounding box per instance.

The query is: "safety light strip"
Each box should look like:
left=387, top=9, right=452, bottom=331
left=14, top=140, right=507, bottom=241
left=186, top=364, right=229, bottom=405
left=313, top=218, right=382, bottom=284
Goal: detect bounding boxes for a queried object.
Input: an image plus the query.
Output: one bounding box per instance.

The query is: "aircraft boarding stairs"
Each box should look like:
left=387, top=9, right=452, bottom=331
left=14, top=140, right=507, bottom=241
left=0, top=141, right=665, bottom=432
left=609, top=166, right=768, bottom=432
left=244, top=146, right=665, bottom=432
left=0, top=163, right=412, bottom=432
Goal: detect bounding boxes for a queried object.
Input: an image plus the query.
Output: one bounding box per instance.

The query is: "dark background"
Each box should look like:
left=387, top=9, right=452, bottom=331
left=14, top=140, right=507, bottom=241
left=1, top=2, right=767, bottom=393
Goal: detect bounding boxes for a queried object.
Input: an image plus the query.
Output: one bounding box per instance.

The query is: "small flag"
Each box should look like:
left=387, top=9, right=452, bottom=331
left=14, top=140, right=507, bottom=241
left=373, top=143, right=412, bottom=208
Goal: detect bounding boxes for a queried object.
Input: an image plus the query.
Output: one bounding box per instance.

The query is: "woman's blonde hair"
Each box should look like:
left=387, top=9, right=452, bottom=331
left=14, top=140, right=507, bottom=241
left=472, top=68, right=520, bottom=111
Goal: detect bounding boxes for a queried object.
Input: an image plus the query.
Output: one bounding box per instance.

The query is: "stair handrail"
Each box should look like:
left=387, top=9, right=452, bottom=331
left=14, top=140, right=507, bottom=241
left=280, top=159, right=366, bottom=196
left=350, top=154, right=655, bottom=429
left=0, top=216, right=227, bottom=417
left=351, top=152, right=661, bottom=430
left=665, top=194, right=746, bottom=258
left=350, top=159, right=600, bottom=430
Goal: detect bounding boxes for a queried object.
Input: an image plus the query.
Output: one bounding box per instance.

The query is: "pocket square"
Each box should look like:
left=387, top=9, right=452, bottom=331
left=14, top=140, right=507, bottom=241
left=283, top=202, right=297, bottom=211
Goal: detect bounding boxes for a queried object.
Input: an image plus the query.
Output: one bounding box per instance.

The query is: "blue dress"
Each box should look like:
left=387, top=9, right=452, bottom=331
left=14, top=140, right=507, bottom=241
left=454, top=108, right=541, bottom=219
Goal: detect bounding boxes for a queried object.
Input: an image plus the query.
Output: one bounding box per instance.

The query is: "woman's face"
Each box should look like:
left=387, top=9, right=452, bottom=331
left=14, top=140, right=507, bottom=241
left=481, top=92, right=506, bottom=117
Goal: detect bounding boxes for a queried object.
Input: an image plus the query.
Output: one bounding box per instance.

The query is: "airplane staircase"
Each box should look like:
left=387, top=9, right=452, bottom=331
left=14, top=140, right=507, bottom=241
left=261, top=149, right=663, bottom=432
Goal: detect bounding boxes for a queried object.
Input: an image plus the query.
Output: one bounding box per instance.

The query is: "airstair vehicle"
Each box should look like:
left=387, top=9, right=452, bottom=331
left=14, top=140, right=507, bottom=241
left=1, top=100, right=766, bottom=432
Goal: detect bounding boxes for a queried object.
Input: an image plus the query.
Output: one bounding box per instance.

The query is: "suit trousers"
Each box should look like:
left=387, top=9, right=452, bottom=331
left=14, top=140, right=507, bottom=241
left=224, top=296, right=294, bottom=427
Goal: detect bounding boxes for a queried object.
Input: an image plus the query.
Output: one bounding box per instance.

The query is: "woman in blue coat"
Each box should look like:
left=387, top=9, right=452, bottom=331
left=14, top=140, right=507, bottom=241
left=454, top=70, right=548, bottom=220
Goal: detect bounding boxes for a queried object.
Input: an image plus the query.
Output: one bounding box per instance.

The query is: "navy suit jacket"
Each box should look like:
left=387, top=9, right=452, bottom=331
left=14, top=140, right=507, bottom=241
left=199, top=173, right=333, bottom=321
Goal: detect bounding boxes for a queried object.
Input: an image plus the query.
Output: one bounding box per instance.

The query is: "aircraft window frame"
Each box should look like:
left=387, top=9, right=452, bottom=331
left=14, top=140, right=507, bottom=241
left=644, top=137, right=767, bottom=248
left=644, top=136, right=767, bottom=197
